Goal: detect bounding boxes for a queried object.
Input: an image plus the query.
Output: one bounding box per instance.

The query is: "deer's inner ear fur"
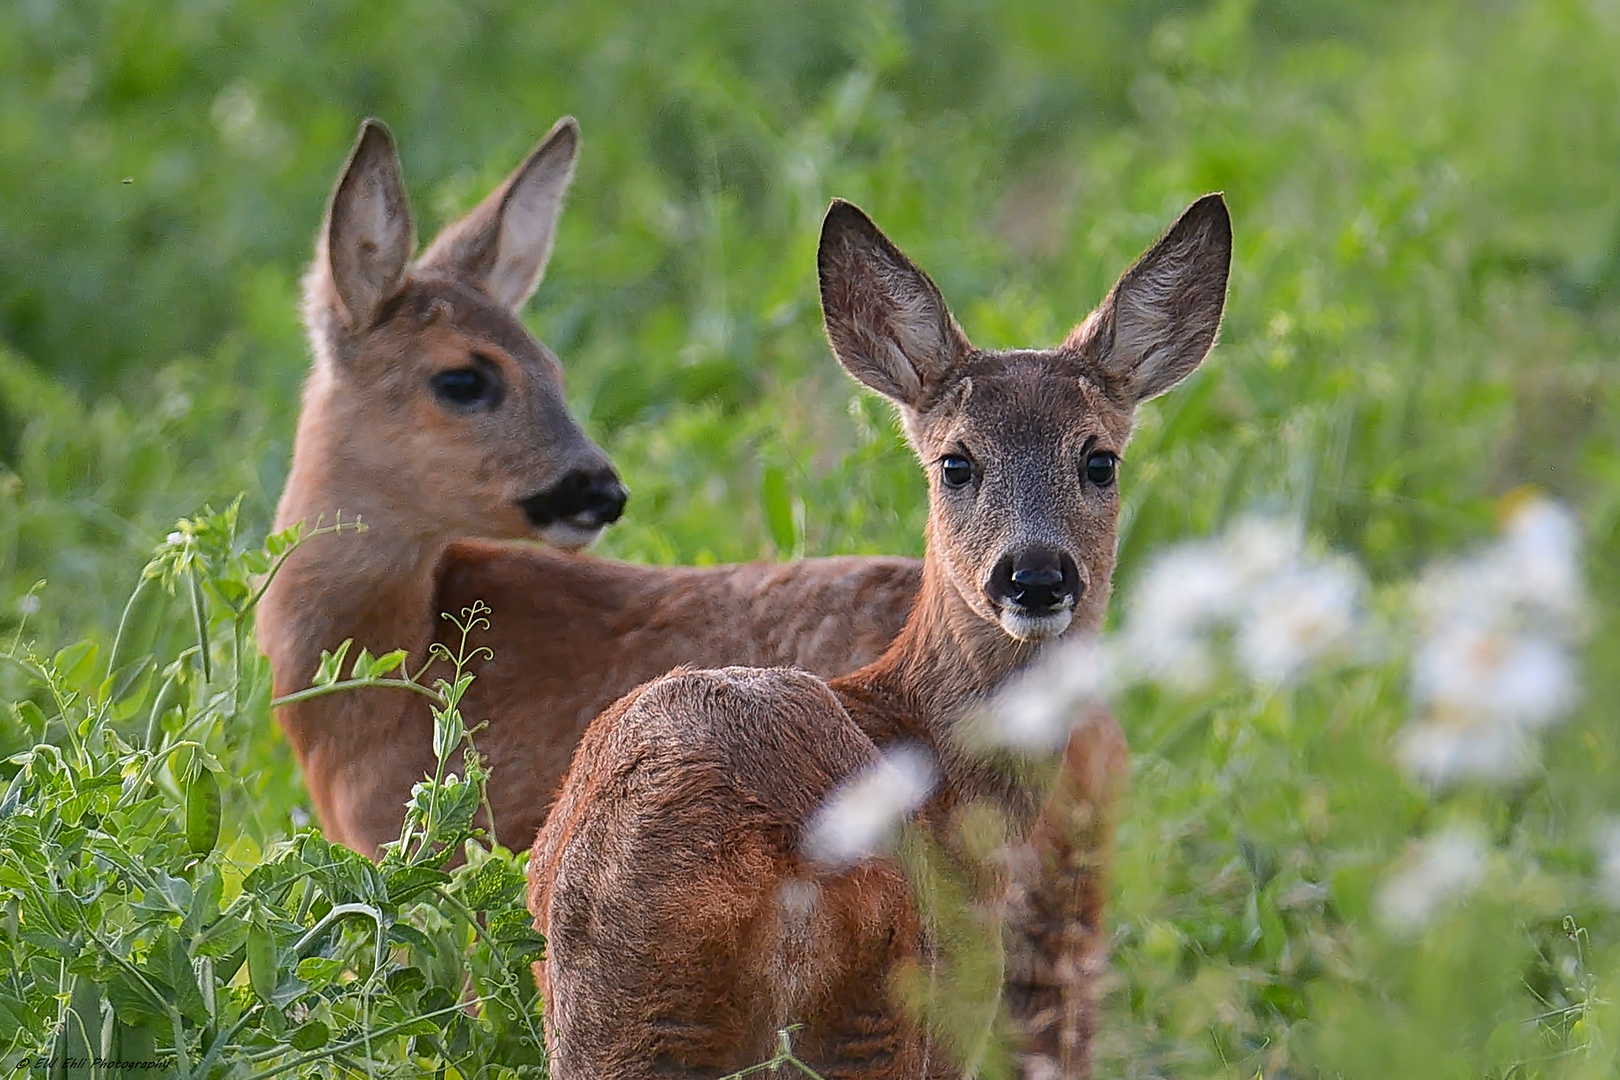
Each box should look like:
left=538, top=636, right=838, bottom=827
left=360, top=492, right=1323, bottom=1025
left=1074, top=193, right=1232, bottom=404
left=416, top=116, right=580, bottom=310
left=325, top=120, right=416, bottom=329
left=818, top=199, right=969, bottom=411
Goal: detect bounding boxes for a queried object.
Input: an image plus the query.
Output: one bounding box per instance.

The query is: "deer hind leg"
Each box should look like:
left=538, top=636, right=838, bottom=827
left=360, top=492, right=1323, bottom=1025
left=781, top=864, right=939, bottom=1080
left=550, top=840, right=931, bottom=1080
left=541, top=794, right=783, bottom=1079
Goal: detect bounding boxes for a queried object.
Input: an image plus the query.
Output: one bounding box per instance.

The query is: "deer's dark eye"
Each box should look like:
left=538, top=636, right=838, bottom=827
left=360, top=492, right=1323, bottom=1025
left=1085, top=451, right=1118, bottom=487
left=940, top=455, right=974, bottom=488
left=431, top=367, right=494, bottom=407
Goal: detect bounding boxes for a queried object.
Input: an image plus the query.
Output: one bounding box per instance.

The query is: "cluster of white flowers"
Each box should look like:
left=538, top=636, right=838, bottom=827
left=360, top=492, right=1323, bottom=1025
left=802, top=744, right=937, bottom=869
left=1120, top=516, right=1367, bottom=689
left=1376, top=824, right=1488, bottom=933
left=972, top=515, right=1366, bottom=752
left=1397, top=496, right=1584, bottom=786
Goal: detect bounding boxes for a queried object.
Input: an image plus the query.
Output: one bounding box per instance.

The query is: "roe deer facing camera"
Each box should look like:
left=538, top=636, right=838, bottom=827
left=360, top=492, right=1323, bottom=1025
left=528, top=194, right=1231, bottom=1078
left=257, top=119, right=920, bottom=856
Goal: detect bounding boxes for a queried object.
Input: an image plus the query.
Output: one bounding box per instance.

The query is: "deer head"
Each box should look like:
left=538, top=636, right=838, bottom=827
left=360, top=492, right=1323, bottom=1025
left=296, top=117, right=626, bottom=549
left=818, top=195, right=1231, bottom=643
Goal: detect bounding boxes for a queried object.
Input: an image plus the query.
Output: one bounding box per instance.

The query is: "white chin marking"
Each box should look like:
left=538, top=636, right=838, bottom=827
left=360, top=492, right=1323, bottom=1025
left=999, top=608, right=1074, bottom=642
left=539, top=522, right=605, bottom=551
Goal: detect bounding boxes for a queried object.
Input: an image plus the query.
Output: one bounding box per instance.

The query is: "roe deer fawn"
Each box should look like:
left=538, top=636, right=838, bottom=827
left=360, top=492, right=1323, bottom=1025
left=257, top=119, right=919, bottom=857
left=528, top=194, right=1231, bottom=1078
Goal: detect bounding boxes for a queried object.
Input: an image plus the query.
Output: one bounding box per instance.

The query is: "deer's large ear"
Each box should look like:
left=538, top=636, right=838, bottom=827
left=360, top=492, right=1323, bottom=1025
left=417, top=116, right=579, bottom=310
left=818, top=199, right=969, bottom=410
left=1076, top=193, right=1231, bottom=404
left=320, top=120, right=415, bottom=329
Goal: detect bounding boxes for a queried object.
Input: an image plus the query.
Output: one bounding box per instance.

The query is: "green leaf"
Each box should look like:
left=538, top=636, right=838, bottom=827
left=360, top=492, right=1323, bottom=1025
left=300, top=836, right=386, bottom=905
left=0, top=992, right=38, bottom=1034
left=182, top=867, right=224, bottom=938
left=461, top=859, right=523, bottom=910
left=387, top=923, right=436, bottom=953
left=423, top=776, right=481, bottom=850
left=288, top=1019, right=331, bottom=1051
left=313, top=640, right=353, bottom=687
left=105, top=970, right=170, bottom=1027
left=385, top=864, right=452, bottom=904
left=185, top=765, right=222, bottom=856
left=13, top=700, right=48, bottom=739
left=488, top=910, right=547, bottom=963
left=264, top=523, right=303, bottom=559
left=369, top=648, right=408, bottom=679
left=385, top=967, right=427, bottom=998
left=431, top=706, right=464, bottom=765
left=294, top=956, right=344, bottom=989
left=134, top=868, right=193, bottom=917
left=242, top=851, right=311, bottom=904
left=142, top=670, right=184, bottom=749
left=761, top=463, right=802, bottom=558
left=213, top=576, right=250, bottom=609
left=488, top=908, right=540, bottom=939
left=106, top=656, right=154, bottom=707
left=52, top=640, right=99, bottom=689
left=148, top=926, right=209, bottom=1026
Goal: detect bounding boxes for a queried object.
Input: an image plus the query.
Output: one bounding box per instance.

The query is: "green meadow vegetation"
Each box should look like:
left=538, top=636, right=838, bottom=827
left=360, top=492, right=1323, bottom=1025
left=2, top=0, right=1619, bottom=1075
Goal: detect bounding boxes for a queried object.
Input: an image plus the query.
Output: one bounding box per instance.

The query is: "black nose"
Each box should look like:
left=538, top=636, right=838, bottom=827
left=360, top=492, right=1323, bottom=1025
left=988, top=549, right=1081, bottom=613
left=520, top=467, right=629, bottom=529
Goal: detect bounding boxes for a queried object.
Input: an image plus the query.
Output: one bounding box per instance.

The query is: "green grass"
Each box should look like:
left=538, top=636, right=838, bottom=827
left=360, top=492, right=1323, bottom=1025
left=3, top=0, right=1620, bottom=1075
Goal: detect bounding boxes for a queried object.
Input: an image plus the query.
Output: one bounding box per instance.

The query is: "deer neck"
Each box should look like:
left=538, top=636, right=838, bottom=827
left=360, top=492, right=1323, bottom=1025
left=257, top=409, right=445, bottom=696
left=840, top=554, right=1043, bottom=747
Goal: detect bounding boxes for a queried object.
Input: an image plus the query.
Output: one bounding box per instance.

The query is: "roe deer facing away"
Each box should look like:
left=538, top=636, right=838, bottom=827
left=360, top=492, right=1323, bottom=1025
left=257, top=119, right=920, bottom=857
left=529, top=194, right=1232, bottom=1078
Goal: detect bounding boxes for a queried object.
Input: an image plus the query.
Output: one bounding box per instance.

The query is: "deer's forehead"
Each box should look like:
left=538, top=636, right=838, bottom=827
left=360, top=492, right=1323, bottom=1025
left=927, top=351, right=1131, bottom=450
left=381, top=277, right=552, bottom=365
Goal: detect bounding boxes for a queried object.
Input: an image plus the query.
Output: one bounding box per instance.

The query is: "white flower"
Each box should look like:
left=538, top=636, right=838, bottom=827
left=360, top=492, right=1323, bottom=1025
left=1396, top=715, right=1537, bottom=785
left=1118, top=542, right=1230, bottom=688
left=16, top=593, right=41, bottom=617
left=979, top=638, right=1115, bottom=751
left=1377, top=825, right=1488, bottom=933
left=803, top=745, right=937, bottom=869
left=1413, top=496, right=1583, bottom=636
left=1412, top=626, right=1577, bottom=728
left=1398, top=496, right=1585, bottom=787
left=1221, top=515, right=1305, bottom=587
left=1236, top=559, right=1365, bottom=684
left=1120, top=515, right=1360, bottom=690
left=1498, top=496, right=1583, bottom=621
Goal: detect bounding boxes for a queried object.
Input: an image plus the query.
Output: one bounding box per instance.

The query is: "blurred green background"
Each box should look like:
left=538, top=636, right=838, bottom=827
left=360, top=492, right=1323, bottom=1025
left=2, top=0, right=1619, bottom=1075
